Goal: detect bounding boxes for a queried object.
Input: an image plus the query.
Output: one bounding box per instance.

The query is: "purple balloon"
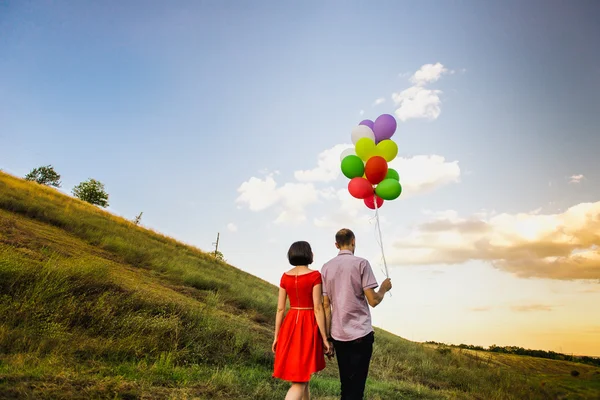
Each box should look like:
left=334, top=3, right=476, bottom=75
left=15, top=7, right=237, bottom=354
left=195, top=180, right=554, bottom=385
left=359, top=119, right=374, bottom=130
left=373, top=114, right=397, bottom=143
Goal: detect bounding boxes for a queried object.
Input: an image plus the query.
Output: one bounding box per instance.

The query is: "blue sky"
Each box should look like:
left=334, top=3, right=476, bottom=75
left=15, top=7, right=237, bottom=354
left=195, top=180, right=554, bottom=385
left=2, top=1, right=600, bottom=355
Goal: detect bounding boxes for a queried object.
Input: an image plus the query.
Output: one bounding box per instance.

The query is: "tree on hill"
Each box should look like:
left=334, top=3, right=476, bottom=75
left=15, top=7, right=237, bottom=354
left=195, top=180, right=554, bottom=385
left=72, top=179, right=109, bottom=207
left=214, top=250, right=225, bottom=262
left=24, top=165, right=62, bottom=187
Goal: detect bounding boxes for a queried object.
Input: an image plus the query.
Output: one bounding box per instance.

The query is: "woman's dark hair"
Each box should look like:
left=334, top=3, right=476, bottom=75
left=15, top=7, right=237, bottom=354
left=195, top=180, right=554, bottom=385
left=335, top=228, right=355, bottom=246
left=287, top=241, right=313, bottom=266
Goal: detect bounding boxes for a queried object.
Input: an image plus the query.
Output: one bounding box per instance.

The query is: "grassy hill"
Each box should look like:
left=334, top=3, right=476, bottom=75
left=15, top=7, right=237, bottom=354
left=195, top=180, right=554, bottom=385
left=1, top=171, right=599, bottom=399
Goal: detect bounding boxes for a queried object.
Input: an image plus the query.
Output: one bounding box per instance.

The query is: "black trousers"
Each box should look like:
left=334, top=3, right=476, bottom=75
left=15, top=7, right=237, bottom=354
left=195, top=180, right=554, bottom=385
left=332, top=331, right=374, bottom=400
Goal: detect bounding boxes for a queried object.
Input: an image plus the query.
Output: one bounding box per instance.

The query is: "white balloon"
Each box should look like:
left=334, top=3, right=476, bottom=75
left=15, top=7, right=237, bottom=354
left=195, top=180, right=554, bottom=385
left=351, top=125, right=375, bottom=144
left=339, top=148, right=355, bottom=161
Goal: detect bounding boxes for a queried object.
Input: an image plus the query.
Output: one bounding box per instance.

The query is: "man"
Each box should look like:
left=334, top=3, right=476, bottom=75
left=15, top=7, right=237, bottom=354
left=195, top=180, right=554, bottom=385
left=321, top=228, right=392, bottom=400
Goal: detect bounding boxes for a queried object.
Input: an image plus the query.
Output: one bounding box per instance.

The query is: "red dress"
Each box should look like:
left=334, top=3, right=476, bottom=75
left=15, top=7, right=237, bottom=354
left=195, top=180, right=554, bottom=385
left=272, top=270, right=326, bottom=382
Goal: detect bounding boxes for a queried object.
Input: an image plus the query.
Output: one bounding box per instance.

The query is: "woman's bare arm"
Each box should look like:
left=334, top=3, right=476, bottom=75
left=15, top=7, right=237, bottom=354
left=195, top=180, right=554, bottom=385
left=274, top=287, right=287, bottom=341
left=312, top=283, right=328, bottom=342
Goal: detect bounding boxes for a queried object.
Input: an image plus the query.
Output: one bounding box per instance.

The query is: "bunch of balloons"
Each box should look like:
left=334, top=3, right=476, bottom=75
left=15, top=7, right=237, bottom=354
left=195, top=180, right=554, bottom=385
left=340, top=114, right=402, bottom=210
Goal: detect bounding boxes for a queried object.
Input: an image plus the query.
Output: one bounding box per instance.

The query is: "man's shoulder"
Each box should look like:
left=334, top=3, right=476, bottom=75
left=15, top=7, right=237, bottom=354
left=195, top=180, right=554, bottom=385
left=321, top=257, right=334, bottom=271
left=322, top=253, right=369, bottom=268
left=341, top=253, right=369, bottom=264
left=321, top=256, right=339, bottom=272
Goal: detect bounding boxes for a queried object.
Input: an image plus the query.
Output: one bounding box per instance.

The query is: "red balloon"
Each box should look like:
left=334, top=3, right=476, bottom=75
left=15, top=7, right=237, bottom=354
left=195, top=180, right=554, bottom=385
left=365, top=156, right=388, bottom=185
left=364, top=195, right=384, bottom=210
left=348, top=177, right=374, bottom=199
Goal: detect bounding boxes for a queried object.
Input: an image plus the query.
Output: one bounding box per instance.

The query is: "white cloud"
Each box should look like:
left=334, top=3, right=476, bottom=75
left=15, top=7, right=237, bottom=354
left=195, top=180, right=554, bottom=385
left=569, top=174, right=585, bottom=184
left=392, top=62, right=456, bottom=122
left=235, top=174, right=279, bottom=211
left=237, top=144, right=461, bottom=226
left=372, top=97, right=386, bottom=107
left=236, top=174, right=320, bottom=224
left=387, top=201, right=600, bottom=280
left=294, top=144, right=351, bottom=183
left=227, top=223, right=238, bottom=232
left=293, top=145, right=460, bottom=195
left=390, top=155, right=460, bottom=196
left=410, top=62, right=449, bottom=86
left=359, top=110, right=365, bottom=116
left=274, top=182, right=320, bottom=224
left=313, top=188, right=381, bottom=230
left=274, top=210, right=305, bottom=224
left=392, top=86, right=443, bottom=122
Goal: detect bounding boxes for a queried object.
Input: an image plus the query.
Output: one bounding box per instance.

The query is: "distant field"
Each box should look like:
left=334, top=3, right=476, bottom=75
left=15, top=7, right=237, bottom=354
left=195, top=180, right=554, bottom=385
left=426, top=345, right=600, bottom=399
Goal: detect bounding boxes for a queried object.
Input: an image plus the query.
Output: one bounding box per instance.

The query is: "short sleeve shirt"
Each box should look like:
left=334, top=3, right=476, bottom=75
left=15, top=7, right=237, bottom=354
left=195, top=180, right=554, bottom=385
left=321, top=250, right=378, bottom=341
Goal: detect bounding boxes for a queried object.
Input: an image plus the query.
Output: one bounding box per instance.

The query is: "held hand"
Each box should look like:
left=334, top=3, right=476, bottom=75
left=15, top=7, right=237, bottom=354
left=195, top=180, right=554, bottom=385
left=272, top=338, right=277, bottom=353
left=381, top=278, right=392, bottom=293
left=326, top=344, right=335, bottom=360
left=322, top=337, right=335, bottom=358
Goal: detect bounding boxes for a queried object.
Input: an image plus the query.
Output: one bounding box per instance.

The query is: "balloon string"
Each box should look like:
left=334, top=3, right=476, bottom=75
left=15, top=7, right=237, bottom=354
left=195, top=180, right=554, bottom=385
left=368, top=199, right=385, bottom=275
left=373, top=195, right=391, bottom=297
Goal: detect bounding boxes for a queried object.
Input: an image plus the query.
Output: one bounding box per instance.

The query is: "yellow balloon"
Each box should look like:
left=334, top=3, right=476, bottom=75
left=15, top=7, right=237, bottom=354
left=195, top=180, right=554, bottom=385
left=376, top=139, right=398, bottom=162
left=355, top=137, right=377, bottom=161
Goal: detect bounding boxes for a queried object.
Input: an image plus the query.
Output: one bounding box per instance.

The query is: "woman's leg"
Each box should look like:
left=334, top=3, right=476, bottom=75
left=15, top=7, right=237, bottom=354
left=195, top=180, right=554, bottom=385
left=285, top=382, right=307, bottom=400
left=302, top=382, right=310, bottom=400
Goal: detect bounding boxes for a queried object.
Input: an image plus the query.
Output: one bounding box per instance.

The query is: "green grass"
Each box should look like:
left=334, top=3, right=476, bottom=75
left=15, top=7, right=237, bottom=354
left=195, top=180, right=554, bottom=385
left=1, top=171, right=599, bottom=399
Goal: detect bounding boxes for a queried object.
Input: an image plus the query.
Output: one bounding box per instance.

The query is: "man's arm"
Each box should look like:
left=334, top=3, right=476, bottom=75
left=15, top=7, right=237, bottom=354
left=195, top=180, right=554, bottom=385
left=364, top=278, right=392, bottom=308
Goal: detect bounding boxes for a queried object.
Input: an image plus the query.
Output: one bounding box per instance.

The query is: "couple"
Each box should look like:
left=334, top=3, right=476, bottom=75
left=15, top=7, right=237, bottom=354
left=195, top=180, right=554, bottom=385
left=272, top=228, right=393, bottom=400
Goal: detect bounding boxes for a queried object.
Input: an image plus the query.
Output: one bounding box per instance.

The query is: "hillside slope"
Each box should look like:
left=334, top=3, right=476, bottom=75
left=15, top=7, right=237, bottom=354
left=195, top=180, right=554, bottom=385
left=1, top=172, right=598, bottom=399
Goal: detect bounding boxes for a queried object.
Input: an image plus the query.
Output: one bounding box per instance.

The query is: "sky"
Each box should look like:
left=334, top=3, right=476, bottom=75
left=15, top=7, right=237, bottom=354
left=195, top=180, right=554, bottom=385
left=1, top=1, right=600, bottom=356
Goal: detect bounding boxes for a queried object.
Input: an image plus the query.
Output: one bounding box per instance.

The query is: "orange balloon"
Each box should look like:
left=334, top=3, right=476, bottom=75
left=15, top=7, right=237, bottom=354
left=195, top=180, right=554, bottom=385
left=364, top=156, right=388, bottom=185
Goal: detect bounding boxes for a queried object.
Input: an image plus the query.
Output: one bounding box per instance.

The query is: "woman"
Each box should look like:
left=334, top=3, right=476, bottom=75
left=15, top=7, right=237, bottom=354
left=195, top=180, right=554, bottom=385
left=272, top=241, right=331, bottom=400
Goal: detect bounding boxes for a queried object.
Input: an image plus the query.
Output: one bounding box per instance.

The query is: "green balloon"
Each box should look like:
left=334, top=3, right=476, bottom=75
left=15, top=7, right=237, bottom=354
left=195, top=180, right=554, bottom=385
left=375, top=178, right=402, bottom=200
left=385, top=168, right=400, bottom=181
left=341, top=155, right=365, bottom=179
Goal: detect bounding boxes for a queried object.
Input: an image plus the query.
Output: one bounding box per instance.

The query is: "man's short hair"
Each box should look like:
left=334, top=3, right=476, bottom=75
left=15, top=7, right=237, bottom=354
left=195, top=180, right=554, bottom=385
left=287, top=241, right=313, bottom=266
left=335, top=228, right=355, bottom=246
